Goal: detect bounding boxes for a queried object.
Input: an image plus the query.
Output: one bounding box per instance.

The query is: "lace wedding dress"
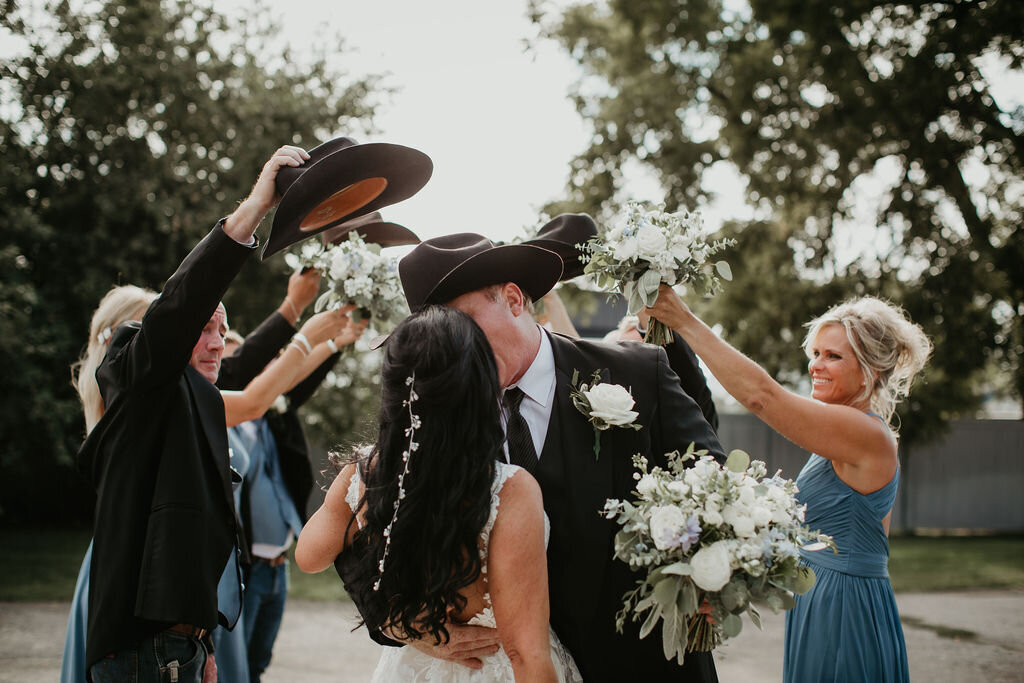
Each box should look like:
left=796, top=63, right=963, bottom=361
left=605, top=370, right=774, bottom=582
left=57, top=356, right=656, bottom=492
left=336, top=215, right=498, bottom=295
left=346, top=462, right=583, bottom=682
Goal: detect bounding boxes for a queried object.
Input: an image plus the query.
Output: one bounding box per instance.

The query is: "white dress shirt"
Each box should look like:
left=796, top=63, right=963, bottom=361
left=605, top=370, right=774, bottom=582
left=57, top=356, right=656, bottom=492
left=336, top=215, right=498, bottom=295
left=501, top=327, right=556, bottom=462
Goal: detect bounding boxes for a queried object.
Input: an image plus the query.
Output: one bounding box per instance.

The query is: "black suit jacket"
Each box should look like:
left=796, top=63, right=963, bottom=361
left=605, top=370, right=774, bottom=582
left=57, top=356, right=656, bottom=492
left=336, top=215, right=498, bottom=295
left=77, top=224, right=254, bottom=671
left=664, top=330, right=719, bottom=432
left=536, top=330, right=723, bottom=682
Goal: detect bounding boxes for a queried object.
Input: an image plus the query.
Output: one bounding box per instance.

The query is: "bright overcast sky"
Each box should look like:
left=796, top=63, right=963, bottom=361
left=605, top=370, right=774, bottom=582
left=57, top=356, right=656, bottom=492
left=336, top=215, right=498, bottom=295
left=217, top=0, right=593, bottom=247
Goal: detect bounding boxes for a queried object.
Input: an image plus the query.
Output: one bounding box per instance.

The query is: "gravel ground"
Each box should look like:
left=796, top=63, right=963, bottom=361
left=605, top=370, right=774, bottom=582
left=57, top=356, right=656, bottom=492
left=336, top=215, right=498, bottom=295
left=2, top=590, right=1022, bottom=682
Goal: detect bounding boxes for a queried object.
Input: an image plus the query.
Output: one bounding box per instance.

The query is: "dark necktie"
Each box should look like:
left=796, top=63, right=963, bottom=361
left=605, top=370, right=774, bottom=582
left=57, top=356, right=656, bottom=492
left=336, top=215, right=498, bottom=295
left=502, top=387, right=538, bottom=472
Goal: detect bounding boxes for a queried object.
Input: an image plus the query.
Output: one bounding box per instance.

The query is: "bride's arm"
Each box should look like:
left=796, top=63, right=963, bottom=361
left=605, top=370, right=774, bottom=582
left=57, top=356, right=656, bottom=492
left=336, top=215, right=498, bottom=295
left=295, top=463, right=359, bottom=572
left=489, top=469, right=558, bottom=683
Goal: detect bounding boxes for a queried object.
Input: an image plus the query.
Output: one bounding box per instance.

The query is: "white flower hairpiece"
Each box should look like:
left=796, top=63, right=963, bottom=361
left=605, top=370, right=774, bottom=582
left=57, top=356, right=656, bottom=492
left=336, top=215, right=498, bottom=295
left=97, top=327, right=112, bottom=345
left=374, top=373, right=420, bottom=591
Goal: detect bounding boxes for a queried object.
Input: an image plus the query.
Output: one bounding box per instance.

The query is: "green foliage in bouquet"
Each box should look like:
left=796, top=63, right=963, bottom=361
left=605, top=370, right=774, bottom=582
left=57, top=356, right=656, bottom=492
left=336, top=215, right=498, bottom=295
left=604, top=445, right=834, bottom=664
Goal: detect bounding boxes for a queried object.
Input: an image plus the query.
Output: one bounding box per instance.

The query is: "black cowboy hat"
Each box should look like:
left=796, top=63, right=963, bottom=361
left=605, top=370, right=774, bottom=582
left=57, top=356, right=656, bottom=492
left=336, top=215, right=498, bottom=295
left=262, top=137, right=432, bottom=259
left=398, top=233, right=564, bottom=312
left=523, top=213, right=598, bottom=280
left=319, top=211, right=421, bottom=248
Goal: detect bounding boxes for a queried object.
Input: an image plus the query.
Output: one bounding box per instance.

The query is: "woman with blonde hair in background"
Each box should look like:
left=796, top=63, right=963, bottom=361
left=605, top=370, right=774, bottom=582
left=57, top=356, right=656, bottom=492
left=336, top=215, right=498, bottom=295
left=645, top=287, right=931, bottom=683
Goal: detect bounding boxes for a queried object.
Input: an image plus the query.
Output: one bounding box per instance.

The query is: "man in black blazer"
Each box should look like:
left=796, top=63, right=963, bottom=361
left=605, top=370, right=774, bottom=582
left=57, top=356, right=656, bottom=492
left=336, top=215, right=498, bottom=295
left=77, top=145, right=312, bottom=682
left=390, top=234, right=724, bottom=682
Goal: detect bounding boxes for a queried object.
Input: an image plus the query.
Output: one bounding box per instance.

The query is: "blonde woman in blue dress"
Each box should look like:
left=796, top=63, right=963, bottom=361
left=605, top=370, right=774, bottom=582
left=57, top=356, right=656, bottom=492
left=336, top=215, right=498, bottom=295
left=645, top=286, right=931, bottom=683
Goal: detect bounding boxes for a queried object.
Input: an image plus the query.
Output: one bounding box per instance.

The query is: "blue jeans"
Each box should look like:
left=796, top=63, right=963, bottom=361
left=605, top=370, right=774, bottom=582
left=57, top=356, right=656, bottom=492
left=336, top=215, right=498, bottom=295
left=89, top=630, right=208, bottom=683
left=242, top=559, right=288, bottom=682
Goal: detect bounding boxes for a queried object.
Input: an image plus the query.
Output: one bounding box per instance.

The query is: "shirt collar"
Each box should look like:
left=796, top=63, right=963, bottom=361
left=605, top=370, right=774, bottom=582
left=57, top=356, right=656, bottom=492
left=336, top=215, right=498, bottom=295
left=509, top=326, right=555, bottom=407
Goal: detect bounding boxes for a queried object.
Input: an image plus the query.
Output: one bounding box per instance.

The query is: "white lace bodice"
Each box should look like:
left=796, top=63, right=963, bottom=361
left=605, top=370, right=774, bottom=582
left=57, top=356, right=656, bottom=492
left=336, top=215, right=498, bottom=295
left=351, top=462, right=580, bottom=682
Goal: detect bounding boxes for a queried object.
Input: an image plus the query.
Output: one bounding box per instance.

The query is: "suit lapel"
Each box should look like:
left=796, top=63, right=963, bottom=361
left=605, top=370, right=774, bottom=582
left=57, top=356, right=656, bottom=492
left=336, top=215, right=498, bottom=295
left=185, top=367, right=235, bottom=509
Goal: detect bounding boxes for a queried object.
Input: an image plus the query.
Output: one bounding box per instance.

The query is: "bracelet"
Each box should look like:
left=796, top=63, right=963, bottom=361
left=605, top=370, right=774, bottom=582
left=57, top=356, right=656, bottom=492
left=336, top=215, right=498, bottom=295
left=288, top=341, right=308, bottom=357
left=292, top=332, right=313, bottom=355
left=283, top=297, right=300, bottom=322
left=326, top=338, right=339, bottom=354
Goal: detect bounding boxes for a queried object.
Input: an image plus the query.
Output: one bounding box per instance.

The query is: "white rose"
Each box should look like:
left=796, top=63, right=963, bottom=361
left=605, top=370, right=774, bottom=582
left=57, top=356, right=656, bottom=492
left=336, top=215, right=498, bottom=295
left=613, top=235, right=639, bottom=261
left=670, top=241, right=692, bottom=263
left=667, top=480, right=689, bottom=497
left=584, top=383, right=638, bottom=426
left=752, top=505, right=773, bottom=527
left=636, top=474, right=658, bottom=497
left=636, top=225, right=668, bottom=260
left=649, top=505, right=687, bottom=550
left=702, top=509, right=723, bottom=527
left=722, top=504, right=756, bottom=537
left=690, top=541, right=732, bottom=591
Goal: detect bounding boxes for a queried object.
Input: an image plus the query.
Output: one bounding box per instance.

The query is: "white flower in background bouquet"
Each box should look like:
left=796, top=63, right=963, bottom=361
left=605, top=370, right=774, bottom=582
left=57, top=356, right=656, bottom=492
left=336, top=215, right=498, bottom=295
left=284, top=231, right=408, bottom=332
left=603, top=445, right=835, bottom=664
left=582, top=200, right=736, bottom=345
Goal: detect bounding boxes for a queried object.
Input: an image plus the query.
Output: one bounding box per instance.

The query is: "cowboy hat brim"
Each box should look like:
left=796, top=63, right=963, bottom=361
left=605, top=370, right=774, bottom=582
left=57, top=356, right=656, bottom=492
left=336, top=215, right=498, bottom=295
left=322, top=219, right=420, bottom=248
left=403, top=244, right=563, bottom=311
left=262, top=142, right=432, bottom=259
left=524, top=237, right=588, bottom=280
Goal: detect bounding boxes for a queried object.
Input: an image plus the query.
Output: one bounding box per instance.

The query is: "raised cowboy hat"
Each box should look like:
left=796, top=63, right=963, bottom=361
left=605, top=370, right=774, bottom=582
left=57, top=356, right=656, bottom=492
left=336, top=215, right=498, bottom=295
left=262, top=137, right=432, bottom=259
left=398, top=233, right=564, bottom=312
left=319, top=211, right=420, bottom=248
left=523, top=213, right=598, bottom=280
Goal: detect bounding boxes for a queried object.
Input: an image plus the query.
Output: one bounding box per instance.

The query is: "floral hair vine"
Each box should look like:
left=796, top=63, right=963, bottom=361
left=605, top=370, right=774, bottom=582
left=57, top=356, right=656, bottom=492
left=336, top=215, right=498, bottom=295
left=374, top=372, right=421, bottom=591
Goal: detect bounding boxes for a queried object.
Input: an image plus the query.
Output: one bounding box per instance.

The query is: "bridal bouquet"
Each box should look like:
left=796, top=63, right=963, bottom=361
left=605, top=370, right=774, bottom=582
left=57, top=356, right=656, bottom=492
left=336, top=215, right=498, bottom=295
left=284, top=232, right=408, bottom=330
left=603, top=445, right=834, bottom=664
left=582, top=201, right=735, bottom=345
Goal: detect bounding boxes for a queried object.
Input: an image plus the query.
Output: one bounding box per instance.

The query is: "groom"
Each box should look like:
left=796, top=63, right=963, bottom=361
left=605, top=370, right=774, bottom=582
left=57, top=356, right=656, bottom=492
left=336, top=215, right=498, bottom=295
left=389, top=233, right=725, bottom=682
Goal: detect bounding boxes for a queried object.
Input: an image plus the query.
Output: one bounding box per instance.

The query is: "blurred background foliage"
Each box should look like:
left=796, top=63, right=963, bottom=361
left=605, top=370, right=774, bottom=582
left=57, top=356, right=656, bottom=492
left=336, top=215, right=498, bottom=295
left=0, top=0, right=386, bottom=524
left=531, top=0, right=1023, bottom=449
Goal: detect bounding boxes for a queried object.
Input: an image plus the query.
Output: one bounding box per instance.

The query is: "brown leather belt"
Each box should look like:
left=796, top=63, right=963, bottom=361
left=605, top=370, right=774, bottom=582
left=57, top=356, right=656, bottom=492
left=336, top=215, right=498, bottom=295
left=168, top=623, right=209, bottom=639
left=256, top=552, right=288, bottom=567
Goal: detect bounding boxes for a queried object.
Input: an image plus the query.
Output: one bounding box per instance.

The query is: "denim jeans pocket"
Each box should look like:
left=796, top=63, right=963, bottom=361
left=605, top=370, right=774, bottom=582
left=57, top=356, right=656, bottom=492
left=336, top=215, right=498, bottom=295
left=89, top=648, right=139, bottom=682
left=152, top=631, right=204, bottom=682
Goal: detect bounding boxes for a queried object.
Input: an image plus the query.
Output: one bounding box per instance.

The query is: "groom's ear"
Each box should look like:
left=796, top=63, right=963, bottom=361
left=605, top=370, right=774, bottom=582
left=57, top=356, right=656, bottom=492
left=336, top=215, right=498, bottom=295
left=501, top=282, right=529, bottom=317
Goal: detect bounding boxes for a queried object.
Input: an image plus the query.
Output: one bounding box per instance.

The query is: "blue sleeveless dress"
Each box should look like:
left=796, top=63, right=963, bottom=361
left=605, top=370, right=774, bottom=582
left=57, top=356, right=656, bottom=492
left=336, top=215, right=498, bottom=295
left=783, top=453, right=909, bottom=683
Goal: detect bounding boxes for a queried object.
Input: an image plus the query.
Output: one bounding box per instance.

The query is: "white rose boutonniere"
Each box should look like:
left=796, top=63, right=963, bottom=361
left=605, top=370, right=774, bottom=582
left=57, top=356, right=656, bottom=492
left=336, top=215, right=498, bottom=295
left=570, top=369, right=642, bottom=460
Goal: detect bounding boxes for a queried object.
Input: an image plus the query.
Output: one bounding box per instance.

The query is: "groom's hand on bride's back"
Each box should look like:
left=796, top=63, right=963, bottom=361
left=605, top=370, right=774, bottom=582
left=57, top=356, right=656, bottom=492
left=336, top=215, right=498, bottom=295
left=405, top=623, right=500, bottom=669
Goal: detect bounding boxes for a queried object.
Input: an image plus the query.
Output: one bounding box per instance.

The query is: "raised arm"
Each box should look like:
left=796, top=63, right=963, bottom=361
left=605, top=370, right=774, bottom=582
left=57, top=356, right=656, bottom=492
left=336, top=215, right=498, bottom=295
left=489, top=470, right=558, bottom=683
left=645, top=285, right=893, bottom=470
left=295, top=463, right=360, bottom=573
left=221, top=306, right=352, bottom=426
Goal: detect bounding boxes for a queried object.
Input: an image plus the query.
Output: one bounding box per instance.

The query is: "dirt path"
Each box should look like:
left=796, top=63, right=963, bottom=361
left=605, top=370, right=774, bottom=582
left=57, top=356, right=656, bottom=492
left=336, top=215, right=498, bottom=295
left=3, top=590, right=1022, bottom=682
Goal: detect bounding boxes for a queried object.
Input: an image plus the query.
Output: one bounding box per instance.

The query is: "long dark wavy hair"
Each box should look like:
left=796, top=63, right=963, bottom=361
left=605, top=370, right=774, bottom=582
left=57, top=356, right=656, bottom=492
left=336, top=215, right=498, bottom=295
left=343, top=305, right=503, bottom=644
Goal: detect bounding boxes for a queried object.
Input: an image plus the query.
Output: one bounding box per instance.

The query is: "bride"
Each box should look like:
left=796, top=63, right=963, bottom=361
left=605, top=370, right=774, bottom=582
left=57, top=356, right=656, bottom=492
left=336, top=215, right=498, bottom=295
left=296, top=305, right=581, bottom=682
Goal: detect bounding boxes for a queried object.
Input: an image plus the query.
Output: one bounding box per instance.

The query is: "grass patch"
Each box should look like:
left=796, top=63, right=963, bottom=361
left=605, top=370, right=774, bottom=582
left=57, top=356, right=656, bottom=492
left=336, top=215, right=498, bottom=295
left=889, top=535, right=1024, bottom=592
left=1, top=528, right=1021, bottom=602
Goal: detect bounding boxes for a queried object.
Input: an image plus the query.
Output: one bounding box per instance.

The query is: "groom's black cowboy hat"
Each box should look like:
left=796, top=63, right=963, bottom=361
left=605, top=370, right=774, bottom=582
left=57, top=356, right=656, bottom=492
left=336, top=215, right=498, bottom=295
left=398, top=233, right=564, bottom=313
left=262, top=137, right=432, bottom=259
left=319, top=211, right=421, bottom=248
left=523, top=213, right=598, bottom=280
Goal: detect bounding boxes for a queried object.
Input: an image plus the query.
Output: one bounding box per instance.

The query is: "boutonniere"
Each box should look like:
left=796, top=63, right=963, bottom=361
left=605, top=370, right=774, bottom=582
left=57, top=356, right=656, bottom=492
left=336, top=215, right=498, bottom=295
left=570, top=369, right=642, bottom=460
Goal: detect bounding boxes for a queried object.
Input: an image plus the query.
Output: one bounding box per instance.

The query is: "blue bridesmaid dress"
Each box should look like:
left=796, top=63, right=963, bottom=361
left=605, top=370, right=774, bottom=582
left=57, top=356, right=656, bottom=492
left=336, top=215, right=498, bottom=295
left=783, top=453, right=909, bottom=683
left=59, top=541, right=91, bottom=682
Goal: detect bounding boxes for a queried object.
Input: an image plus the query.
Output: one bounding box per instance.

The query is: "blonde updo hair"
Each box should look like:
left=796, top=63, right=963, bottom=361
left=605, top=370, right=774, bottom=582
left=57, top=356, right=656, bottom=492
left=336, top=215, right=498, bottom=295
left=803, top=296, right=932, bottom=425
left=72, top=285, right=158, bottom=434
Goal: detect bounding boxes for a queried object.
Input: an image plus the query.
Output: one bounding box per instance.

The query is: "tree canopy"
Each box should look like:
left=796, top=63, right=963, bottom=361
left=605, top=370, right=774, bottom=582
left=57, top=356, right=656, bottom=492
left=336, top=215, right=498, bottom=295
left=533, top=0, right=1023, bottom=443
left=0, top=0, right=385, bottom=523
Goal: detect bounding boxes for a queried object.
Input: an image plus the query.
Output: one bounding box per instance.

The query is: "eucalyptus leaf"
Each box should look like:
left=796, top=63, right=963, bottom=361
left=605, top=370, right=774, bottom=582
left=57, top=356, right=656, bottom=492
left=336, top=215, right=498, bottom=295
left=726, top=449, right=750, bottom=473
left=748, top=604, right=762, bottom=630
left=781, top=592, right=797, bottom=610
left=722, top=613, right=743, bottom=638
left=791, top=566, right=817, bottom=595
left=715, top=260, right=733, bottom=281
